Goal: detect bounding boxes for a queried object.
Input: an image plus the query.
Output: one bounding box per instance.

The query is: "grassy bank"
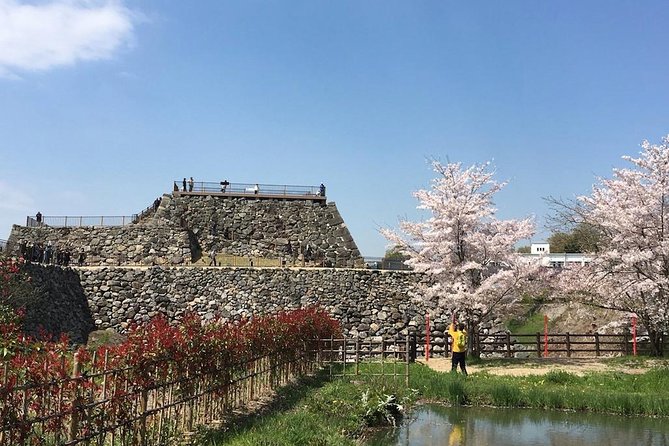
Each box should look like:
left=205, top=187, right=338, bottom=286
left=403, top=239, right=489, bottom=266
left=412, top=361, right=669, bottom=416
left=199, top=359, right=669, bottom=445
left=198, top=372, right=406, bottom=446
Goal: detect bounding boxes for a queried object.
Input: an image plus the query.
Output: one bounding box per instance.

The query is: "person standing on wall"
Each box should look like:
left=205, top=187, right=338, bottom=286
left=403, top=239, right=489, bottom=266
left=182, top=178, right=187, bottom=192
left=188, top=177, right=194, bottom=192
left=209, top=247, right=217, bottom=266
left=449, top=313, right=468, bottom=376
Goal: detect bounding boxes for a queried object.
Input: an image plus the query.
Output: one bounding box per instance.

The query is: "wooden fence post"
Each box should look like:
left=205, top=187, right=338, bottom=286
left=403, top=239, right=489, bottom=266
left=405, top=336, right=410, bottom=387
left=67, top=356, right=81, bottom=443
left=409, top=333, right=417, bottom=363
left=566, top=332, right=571, bottom=358
left=355, top=338, right=360, bottom=376
left=624, top=333, right=630, bottom=355
left=595, top=333, right=600, bottom=356
left=329, top=335, right=334, bottom=378
left=138, top=389, right=148, bottom=446
left=342, top=336, right=348, bottom=378
left=506, top=332, right=512, bottom=358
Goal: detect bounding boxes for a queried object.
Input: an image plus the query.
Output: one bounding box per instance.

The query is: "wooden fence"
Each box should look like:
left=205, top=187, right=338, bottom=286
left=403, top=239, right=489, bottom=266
left=479, top=332, right=662, bottom=358
left=0, top=346, right=323, bottom=446
left=420, top=332, right=664, bottom=358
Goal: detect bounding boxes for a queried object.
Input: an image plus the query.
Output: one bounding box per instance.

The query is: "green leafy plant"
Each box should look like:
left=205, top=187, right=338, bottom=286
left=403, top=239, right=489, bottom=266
left=361, top=390, right=404, bottom=427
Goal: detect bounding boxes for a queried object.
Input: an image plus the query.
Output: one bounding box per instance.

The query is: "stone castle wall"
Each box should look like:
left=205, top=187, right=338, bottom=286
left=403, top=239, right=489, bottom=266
left=8, top=193, right=363, bottom=268
left=20, top=265, right=459, bottom=350
left=6, top=191, right=431, bottom=347
left=8, top=223, right=191, bottom=266
left=20, top=264, right=96, bottom=344
left=78, top=266, right=430, bottom=338
left=157, top=195, right=362, bottom=267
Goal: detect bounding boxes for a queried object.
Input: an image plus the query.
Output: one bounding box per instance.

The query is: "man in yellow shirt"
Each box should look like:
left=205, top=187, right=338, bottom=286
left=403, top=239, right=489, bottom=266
left=448, top=313, right=468, bottom=376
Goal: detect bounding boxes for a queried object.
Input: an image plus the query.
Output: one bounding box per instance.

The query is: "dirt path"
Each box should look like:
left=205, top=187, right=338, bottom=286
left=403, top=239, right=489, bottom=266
left=420, top=357, right=665, bottom=376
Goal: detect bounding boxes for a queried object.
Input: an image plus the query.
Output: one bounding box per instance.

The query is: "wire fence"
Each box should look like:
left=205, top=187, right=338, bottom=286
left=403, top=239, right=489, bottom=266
left=173, top=180, right=325, bottom=199
left=26, top=215, right=139, bottom=228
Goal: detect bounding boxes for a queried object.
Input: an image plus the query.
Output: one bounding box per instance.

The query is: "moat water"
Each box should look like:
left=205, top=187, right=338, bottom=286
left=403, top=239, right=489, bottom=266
left=366, top=404, right=669, bottom=446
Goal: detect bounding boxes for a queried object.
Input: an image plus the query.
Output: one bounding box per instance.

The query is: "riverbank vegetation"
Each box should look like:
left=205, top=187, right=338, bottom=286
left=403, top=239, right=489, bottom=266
left=200, top=358, right=669, bottom=445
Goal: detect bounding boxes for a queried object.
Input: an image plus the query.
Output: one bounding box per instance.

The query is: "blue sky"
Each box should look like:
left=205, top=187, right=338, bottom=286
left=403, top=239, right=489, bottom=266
left=1, top=1, right=669, bottom=256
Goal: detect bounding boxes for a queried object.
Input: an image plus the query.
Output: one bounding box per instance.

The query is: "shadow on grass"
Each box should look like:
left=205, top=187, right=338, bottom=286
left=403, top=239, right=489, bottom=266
left=196, top=369, right=334, bottom=444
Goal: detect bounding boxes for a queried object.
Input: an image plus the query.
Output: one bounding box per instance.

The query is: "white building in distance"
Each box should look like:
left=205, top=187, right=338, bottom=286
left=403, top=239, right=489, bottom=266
left=524, top=243, right=590, bottom=268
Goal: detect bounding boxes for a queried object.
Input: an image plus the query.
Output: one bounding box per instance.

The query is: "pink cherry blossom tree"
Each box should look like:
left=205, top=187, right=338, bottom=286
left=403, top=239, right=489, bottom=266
left=557, top=136, right=669, bottom=355
left=381, top=160, right=535, bottom=356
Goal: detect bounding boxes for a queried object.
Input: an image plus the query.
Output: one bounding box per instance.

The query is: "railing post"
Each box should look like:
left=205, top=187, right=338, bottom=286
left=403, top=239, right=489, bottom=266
left=536, top=332, right=541, bottom=358
left=566, top=332, right=571, bottom=358
left=595, top=333, right=600, bottom=356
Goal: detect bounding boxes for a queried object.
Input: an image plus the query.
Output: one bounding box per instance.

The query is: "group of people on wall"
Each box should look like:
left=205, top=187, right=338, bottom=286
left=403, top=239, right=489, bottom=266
left=17, top=240, right=85, bottom=267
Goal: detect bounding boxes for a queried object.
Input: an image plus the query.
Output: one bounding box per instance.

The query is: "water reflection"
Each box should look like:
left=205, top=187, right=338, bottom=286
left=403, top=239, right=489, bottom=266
left=367, top=405, right=669, bottom=446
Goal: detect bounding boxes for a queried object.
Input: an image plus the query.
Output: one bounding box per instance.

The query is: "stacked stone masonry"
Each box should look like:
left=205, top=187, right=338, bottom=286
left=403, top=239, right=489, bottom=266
left=79, top=267, right=428, bottom=338
left=19, top=264, right=466, bottom=350
left=158, top=194, right=362, bottom=267
left=9, top=224, right=190, bottom=266
left=8, top=193, right=363, bottom=268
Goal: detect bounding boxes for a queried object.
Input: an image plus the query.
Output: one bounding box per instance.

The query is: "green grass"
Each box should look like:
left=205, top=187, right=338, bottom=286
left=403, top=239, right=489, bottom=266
left=409, top=362, right=669, bottom=416
left=198, top=368, right=418, bottom=446
left=199, top=361, right=669, bottom=445
left=506, top=311, right=548, bottom=335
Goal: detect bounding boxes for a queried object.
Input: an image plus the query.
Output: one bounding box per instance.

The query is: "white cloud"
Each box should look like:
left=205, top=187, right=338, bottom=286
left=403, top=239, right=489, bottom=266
left=0, top=0, right=136, bottom=77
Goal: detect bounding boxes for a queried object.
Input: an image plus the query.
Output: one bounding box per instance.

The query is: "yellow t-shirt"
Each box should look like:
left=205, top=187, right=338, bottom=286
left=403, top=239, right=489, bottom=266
left=449, top=323, right=467, bottom=353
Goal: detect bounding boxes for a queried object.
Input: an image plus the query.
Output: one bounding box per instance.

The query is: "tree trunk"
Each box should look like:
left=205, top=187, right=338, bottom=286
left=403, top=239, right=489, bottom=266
left=649, top=330, right=664, bottom=356
left=467, top=321, right=480, bottom=359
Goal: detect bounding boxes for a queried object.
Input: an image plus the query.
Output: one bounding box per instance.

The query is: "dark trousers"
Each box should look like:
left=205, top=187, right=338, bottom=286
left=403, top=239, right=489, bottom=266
left=451, top=352, right=468, bottom=375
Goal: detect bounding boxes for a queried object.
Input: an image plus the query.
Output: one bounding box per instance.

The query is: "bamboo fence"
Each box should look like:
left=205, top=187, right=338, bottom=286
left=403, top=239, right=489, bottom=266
left=0, top=347, right=320, bottom=446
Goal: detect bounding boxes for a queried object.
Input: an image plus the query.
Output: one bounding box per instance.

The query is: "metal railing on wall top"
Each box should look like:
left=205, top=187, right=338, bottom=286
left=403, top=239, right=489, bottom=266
left=173, top=180, right=326, bottom=198
left=26, top=215, right=138, bottom=228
